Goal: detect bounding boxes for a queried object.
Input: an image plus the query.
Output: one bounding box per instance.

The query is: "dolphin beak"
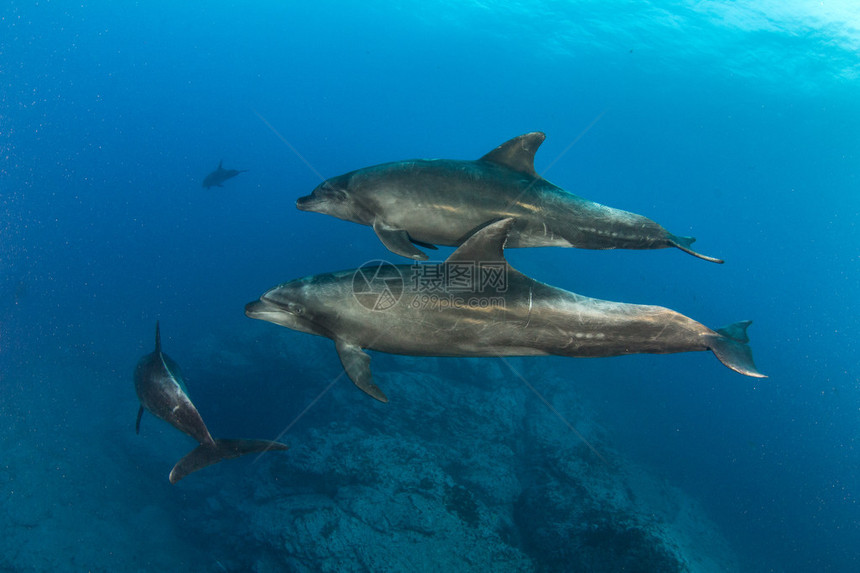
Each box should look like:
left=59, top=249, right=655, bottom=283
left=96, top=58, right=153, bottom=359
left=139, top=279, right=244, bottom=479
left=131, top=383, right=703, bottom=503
left=245, top=297, right=319, bottom=335
left=295, top=195, right=319, bottom=211
left=245, top=298, right=295, bottom=328
left=244, top=299, right=272, bottom=319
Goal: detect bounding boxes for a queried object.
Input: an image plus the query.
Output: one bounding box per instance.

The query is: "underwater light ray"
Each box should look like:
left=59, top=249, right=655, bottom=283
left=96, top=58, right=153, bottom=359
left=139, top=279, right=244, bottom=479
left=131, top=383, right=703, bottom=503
left=254, top=325, right=398, bottom=462
left=253, top=374, right=342, bottom=463
left=539, top=109, right=607, bottom=177
left=252, top=108, right=327, bottom=182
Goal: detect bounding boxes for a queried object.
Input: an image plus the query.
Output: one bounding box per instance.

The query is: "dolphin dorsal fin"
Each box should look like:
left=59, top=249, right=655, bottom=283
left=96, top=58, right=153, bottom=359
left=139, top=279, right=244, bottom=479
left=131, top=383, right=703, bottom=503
left=479, top=132, right=545, bottom=177
left=155, top=321, right=161, bottom=353
left=445, top=218, right=515, bottom=264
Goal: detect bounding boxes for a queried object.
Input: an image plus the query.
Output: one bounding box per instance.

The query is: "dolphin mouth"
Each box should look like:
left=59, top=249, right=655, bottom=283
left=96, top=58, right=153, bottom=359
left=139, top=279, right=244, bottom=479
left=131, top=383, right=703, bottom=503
left=295, top=195, right=320, bottom=211
left=246, top=298, right=298, bottom=324
left=245, top=298, right=295, bottom=321
left=245, top=298, right=327, bottom=337
left=245, top=299, right=274, bottom=319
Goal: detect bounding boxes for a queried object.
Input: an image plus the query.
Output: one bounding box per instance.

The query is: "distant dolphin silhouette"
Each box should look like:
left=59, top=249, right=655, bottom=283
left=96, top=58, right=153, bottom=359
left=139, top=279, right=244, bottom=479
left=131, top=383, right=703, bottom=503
left=134, top=322, right=287, bottom=483
left=202, top=160, right=248, bottom=189
left=246, top=218, right=763, bottom=403
left=296, top=132, right=722, bottom=263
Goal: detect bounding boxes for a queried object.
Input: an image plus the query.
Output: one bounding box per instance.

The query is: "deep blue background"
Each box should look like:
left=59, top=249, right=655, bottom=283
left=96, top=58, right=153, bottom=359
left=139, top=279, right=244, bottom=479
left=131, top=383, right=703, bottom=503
left=2, top=1, right=858, bottom=571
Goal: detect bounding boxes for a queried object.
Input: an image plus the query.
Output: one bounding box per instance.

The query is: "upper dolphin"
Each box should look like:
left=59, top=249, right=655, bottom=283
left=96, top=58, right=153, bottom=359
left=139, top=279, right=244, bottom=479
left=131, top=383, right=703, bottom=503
left=134, top=322, right=287, bottom=483
left=245, top=219, right=762, bottom=403
left=296, top=132, right=723, bottom=263
left=202, top=160, right=248, bottom=189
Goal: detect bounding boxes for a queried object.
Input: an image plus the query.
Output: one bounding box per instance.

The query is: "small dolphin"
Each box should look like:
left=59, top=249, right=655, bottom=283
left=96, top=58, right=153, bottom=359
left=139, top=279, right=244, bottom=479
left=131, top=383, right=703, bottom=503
left=246, top=219, right=763, bottom=403
left=134, top=322, right=287, bottom=483
left=297, top=132, right=722, bottom=263
left=202, top=160, right=248, bottom=189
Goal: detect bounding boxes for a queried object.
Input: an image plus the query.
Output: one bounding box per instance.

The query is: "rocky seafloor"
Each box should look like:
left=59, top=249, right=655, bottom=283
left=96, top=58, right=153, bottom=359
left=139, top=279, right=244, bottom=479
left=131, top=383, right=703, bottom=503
left=1, top=326, right=739, bottom=572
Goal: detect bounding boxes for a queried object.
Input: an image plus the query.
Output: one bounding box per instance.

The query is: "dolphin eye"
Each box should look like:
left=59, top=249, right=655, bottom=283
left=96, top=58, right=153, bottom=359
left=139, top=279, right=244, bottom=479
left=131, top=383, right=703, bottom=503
left=288, top=303, right=304, bottom=315
left=322, top=185, right=347, bottom=201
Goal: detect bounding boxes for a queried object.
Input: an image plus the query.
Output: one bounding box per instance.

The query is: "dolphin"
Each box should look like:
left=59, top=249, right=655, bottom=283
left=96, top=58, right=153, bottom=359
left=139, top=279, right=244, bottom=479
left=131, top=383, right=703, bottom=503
left=202, top=160, right=248, bottom=189
left=245, top=219, right=763, bottom=403
left=296, top=132, right=723, bottom=263
left=134, top=322, right=288, bottom=483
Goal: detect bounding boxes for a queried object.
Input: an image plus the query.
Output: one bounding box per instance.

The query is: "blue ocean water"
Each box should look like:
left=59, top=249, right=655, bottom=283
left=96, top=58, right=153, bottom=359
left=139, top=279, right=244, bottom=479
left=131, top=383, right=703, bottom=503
left=1, top=1, right=858, bottom=571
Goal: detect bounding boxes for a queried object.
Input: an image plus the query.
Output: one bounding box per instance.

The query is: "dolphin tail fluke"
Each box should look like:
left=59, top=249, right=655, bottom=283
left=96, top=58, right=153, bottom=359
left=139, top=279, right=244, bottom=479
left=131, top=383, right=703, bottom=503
left=708, top=320, right=766, bottom=378
left=667, top=234, right=724, bottom=264
left=168, top=438, right=289, bottom=484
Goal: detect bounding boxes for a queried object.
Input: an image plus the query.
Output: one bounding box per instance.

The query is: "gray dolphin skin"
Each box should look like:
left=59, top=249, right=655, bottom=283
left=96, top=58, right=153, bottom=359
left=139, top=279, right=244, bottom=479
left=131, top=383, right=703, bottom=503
left=202, top=160, right=248, bottom=189
left=134, top=322, right=288, bottom=483
left=296, top=132, right=723, bottom=263
left=245, top=219, right=762, bottom=403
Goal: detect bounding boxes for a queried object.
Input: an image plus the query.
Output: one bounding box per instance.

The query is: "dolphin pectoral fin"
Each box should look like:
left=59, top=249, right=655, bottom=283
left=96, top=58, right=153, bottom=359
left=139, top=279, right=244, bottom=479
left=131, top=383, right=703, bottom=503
left=667, top=234, right=724, bottom=264
left=410, top=238, right=438, bottom=250
left=135, top=406, right=144, bottom=435
left=168, top=438, right=289, bottom=484
left=709, top=321, right=766, bottom=378
left=372, top=220, right=429, bottom=261
left=335, top=340, right=389, bottom=402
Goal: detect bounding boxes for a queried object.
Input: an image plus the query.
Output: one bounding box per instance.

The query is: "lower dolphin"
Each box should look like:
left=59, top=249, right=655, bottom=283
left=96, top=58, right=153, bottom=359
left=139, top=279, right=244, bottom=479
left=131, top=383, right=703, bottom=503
left=134, top=322, right=287, bottom=483
left=245, top=219, right=763, bottom=402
